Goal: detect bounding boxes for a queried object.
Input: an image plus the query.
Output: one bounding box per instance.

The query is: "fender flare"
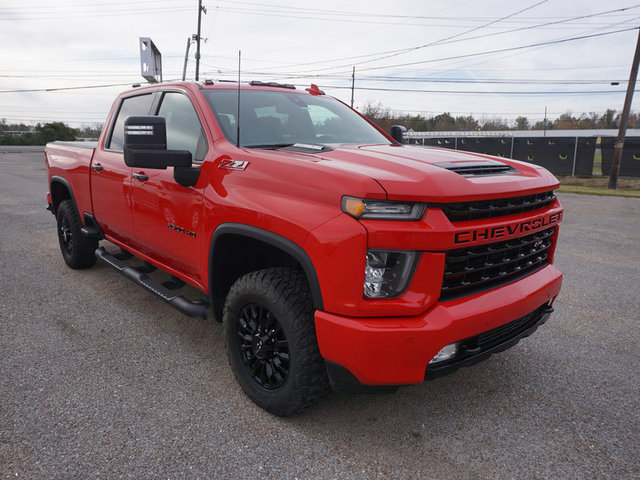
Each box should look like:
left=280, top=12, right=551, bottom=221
left=209, top=223, right=324, bottom=311
left=49, top=175, right=79, bottom=215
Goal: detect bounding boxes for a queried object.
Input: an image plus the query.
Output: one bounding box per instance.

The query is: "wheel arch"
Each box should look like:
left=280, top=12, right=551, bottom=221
left=49, top=175, right=78, bottom=216
left=209, top=223, right=324, bottom=322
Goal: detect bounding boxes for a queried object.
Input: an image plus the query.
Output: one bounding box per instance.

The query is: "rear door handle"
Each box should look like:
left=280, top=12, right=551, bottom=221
left=91, top=164, right=103, bottom=172
left=133, top=173, right=148, bottom=182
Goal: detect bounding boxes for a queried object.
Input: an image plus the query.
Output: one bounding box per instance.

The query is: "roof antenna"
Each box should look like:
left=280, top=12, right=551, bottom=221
left=236, top=50, right=241, bottom=148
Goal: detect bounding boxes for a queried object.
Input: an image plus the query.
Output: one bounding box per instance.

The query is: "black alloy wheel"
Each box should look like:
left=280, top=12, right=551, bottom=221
left=55, top=199, right=98, bottom=269
left=236, top=303, right=289, bottom=390
left=59, top=215, right=73, bottom=257
left=224, top=268, right=329, bottom=416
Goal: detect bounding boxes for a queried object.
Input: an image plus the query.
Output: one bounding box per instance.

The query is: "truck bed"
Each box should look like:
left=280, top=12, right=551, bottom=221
left=45, top=141, right=97, bottom=220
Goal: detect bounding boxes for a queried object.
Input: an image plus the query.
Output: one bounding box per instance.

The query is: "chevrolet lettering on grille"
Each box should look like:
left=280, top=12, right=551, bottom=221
left=453, top=211, right=562, bottom=245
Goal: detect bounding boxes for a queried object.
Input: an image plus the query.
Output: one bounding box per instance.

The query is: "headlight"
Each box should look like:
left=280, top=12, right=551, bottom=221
left=364, top=249, right=419, bottom=298
left=342, top=196, right=426, bottom=220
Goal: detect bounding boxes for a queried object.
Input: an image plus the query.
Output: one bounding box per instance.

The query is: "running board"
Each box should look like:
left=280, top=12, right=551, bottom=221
left=95, top=247, right=207, bottom=319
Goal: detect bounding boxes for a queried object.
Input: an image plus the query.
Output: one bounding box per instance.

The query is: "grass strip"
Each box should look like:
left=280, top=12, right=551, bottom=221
left=558, top=185, right=640, bottom=198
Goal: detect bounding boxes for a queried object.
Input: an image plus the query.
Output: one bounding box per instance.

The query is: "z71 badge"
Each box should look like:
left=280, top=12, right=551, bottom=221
left=218, top=159, right=249, bottom=171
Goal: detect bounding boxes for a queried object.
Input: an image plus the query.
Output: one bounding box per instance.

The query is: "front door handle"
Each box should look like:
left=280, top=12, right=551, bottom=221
left=91, top=164, right=103, bottom=172
left=133, top=173, right=148, bottom=182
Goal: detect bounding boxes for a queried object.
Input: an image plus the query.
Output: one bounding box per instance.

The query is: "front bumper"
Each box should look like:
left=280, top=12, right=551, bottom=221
left=315, top=264, right=562, bottom=389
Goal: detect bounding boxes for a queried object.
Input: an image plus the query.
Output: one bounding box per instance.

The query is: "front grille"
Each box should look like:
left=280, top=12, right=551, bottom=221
left=425, top=303, right=552, bottom=378
left=434, top=160, right=519, bottom=177
left=441, top=227, right=555, bottom=300
left=438, top=190, right=556, bottom=222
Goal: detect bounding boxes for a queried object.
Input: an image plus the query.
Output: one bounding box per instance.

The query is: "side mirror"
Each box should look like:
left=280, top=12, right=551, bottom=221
left=390, top=125, right=406, bottom=144
left=123, top=116, right=192, bottom=169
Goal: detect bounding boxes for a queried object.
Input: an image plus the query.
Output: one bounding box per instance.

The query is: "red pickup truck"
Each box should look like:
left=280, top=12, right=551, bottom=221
left=46, top=80, right=563, bottom=416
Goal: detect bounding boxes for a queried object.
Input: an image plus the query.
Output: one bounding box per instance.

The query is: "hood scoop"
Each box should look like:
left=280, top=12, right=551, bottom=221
left=434, top=160, right=519, bottom=177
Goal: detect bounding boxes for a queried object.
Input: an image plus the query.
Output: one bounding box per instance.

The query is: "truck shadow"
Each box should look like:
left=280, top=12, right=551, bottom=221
left=280, top=343, right=556, bottom=458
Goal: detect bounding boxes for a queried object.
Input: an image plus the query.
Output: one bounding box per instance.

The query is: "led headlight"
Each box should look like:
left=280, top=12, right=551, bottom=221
left=342, top=196, right=426, bottom=221
left=364, top=249, right=419, bottom=299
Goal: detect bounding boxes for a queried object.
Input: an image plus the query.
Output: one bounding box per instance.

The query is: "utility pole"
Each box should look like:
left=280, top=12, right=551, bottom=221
left=351, top=66, right=355, bottom=108
left=195, top=0, right=207, bottom=81
left=609, top=27, right=640, bottom=189
left=182, top=37, right=192, bottom=81
left=543, top=106, right=547, bottom=137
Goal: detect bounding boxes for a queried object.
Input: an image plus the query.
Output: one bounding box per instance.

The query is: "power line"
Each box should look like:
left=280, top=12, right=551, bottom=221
left=209, top=3, right=640, bottom=28
left=0, top=82, right=150, bottom=94
left=412, top=10, right=640, bottom=79
left=0, top=117, right=106, bottom=122
left=213, top=0, right=512, bottom=21
left=344, top=77, right=627, bottom=85
left=205, top=0, right=640, bottom=24
left=0, top=0, right=183, bottom=10
left=1, top=72, right=629, bottom=86
left=240, top=5, right=640, bottom=73
left=200, top=61, right=631, bottom=74
left=312, top=84, right=637, bottom=96
left=344, top=0, right=550, bottom=69
left=353, top=26, right=639, bottom=74
left=5, top=54, right=184, bottom=65
left=2, top=79, right=633, bottom=97
left=0, top=5, right=192, bottom=21
left=0, top=74, right=167, bottom=79
left=204, top=68, right=629, bottom=85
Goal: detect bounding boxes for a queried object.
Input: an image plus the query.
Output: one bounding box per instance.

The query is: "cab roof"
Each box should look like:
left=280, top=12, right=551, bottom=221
left=127, top=80, right=325, bottom=96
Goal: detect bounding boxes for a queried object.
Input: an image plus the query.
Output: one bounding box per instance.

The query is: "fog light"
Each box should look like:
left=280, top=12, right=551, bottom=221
left=429, top=343, right=459, bottom=365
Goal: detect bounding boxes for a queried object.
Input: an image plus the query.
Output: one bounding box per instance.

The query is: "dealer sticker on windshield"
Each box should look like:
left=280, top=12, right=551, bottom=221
left=292, top=143, right=324, bottom=151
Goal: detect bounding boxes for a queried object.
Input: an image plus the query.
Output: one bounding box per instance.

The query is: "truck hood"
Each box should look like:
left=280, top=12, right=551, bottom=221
left=303, top=144, right=559, bottom=202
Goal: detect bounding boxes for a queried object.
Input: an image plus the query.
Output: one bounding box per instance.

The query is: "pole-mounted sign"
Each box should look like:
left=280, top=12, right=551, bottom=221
left=139, top=37, right=162, bottom=83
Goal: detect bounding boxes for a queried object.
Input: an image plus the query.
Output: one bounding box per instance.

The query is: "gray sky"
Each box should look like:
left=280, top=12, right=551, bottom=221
left=1, top=0, right=640, bottom=128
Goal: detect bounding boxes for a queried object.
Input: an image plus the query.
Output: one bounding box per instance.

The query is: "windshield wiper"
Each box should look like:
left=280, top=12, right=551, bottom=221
left=243, top=143, right=295, bottom=150
left=243, top=143, right=332, bottom=154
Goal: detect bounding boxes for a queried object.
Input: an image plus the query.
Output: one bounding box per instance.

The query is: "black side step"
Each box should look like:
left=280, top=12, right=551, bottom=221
left=95, top=247, right=207, bottom=319
left=137, top=261, right=157, bottom=274
left=113, top=248, right=133, bottom=261
left=163, top=276, right=186, bottom=290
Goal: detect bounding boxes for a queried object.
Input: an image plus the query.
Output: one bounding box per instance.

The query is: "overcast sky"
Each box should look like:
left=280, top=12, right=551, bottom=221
left=1, top=0, right=640, bottom=128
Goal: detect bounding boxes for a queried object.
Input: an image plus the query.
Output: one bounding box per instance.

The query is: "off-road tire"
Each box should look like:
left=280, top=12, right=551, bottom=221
left=224, top=268, right=329, bottom=416
left=56, top=199, right=98, bottom=269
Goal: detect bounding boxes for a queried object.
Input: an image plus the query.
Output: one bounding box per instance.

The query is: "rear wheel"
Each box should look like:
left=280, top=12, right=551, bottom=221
left=56, top=199, right=98, bottom=269
left=224, top=268, right=329, bottom=416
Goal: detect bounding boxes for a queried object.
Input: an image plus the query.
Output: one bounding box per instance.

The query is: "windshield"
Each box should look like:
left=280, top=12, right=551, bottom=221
left=203, top=89, right=390, bottom=148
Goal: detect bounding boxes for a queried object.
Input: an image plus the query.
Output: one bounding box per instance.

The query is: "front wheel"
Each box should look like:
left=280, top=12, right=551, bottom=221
left=56, top=199, right=98, bottom=269
left=223, top=268, right=329, bottom=416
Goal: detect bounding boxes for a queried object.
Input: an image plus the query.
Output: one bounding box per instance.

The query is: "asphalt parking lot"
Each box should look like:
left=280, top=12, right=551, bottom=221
left=1, top=151, right=638, bottom=479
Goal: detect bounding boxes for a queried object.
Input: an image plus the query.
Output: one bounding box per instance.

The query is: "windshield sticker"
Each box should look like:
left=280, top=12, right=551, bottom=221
left=292, top=143, right=324, bottom=151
